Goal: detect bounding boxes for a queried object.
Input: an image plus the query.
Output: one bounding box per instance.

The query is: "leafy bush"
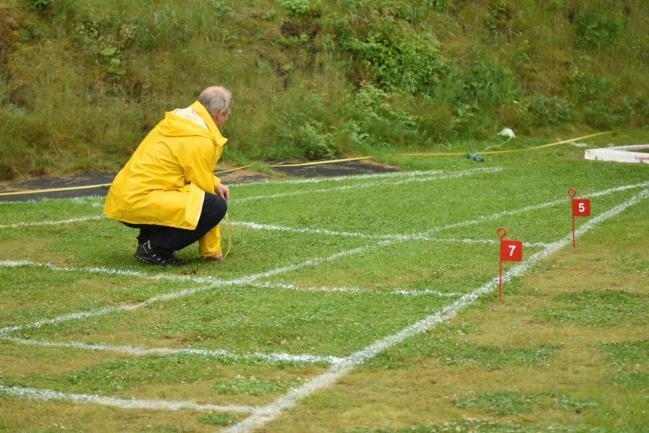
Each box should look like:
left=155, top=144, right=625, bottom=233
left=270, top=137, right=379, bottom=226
left=575, top=10, right=623, bottom=49
left=295, top=121, right=337, bottom=159
left=527, top=95, right=573, bottom=126
left=345, top=84, right=419, bottom=148
left=281, top=0, right=311, bottom=16
left=485, top=1, right=513, bottom=36
left=341, top=26, right=448, bottom=96
left=23, top=0, right=53, bottom=12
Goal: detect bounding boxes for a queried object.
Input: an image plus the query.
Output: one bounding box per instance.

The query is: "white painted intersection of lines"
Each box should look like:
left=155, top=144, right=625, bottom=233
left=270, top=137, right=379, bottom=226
left=0, top=169, right=647, bottom=421
left=0, top=260, right=464, bottom=298
left=0, top=166, right=499, bottom=231
left=221, top=188, right=649, bottom=433
left=232, top=166, right=503, bottom=202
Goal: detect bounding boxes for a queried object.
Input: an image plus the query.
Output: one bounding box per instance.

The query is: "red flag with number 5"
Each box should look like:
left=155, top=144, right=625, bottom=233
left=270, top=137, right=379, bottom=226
left=500, top=240, right=523, bottom=262
left=572, top=198, right=590, bottom=217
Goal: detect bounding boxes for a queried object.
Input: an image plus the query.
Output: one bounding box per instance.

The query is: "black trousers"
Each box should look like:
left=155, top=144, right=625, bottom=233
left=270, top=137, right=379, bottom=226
left=124, top=192, right=227, bottom=255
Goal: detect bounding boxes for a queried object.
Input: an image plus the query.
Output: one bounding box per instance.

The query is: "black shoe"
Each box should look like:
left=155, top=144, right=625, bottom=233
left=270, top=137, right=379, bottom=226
left=135, top=240, right=184, bottom=266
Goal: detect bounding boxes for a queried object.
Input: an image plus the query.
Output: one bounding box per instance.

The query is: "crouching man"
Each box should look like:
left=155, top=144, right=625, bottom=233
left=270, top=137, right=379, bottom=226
left=104, top=86, right=232, bottom=266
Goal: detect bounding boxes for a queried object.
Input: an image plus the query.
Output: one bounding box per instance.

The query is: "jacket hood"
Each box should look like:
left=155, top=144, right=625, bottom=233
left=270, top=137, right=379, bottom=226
left=156, top=101, right=228, bottom=147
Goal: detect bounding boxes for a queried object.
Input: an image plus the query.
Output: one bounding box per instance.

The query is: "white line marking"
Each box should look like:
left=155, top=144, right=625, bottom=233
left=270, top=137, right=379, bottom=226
left=2, top=180, right=647, bottom=335
left=0, top=261, right=462, bottom=297
left=0, top=241, right=393, bottom=336
left=0, top=216, right=103, bottom=229
left=232, top=221, right=549, bottom=247
left=1, top=337, right=344, bottom=365
left=390, top=288, right=462, bottom=297
left=221, top=189, right=649, bottom=433
left=0, top=385, right=255, bottom=413
left=418, top=180, right=649, bottom=237
left=0, top=286, right=205, bottom=336
left=2, top=179, right=646, bottom=232
left=234, top=167, right=503, bottom=203
left=230, top=168, right=445, bottom=187
left=0, top=260, right=227, bottom=285
left=251, top=281, right=462, bottom=297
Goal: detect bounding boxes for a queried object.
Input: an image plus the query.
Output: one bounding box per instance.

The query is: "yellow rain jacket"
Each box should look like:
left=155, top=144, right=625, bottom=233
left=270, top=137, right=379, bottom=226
left=104, top=101, right=227, bottom=257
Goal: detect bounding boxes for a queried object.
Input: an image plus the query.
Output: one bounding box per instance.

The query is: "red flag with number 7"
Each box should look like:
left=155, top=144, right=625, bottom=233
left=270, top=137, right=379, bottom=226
left=500, top=240, right=523, bottom=262
left=496, top=227, right=523, bottom=300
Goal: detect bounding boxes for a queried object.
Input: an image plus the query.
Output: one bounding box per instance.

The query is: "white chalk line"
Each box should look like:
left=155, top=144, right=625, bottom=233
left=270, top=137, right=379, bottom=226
left=220, top=188, right=649, bottom=433
left=416, top=180, right=649, bottom=237
left=250, top=281, right=462, bottom=297
left=1, top=175, right=644, bottom=415
left=2, top=189, right=646, bottom=415
left=0, top=241, right=395, bottom=337
left=0, top=168, right=495, bottom=229
left=233, top=167, right=503, bottom=203
left=0, top=385, right=255, bottom=414
left=0, top=214, right=543, bottom=248
left=0, top=336, right=344, bottom=365
left=5, top=177, right=646, bottom=250
left=236, top=179, right=648, bottom=245
left=231, top=221, right=550, bottom=247
left=2, top=179, right=647, bottom=335
left=0, top=215, right=103, bottom=229
left=0, top=260, right=228, bottom=285
left=230, top=168, right=445, bottom=187
left=0, top=261, right=465, bottom=298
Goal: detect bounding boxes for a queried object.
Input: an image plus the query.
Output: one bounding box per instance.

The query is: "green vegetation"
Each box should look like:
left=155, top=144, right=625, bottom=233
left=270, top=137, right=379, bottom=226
left=1, top=0, right=649, bottom=179
left=211, top=375, right=299, bottom=396
left=369, top=324, right=562, bottom=369
left=198, top=412, right=235, bottom=426
left=603, top=340, right=649, bottom=366
left=540, top=289, right=649, bottom=327
left=0, top=144, right=648, bottom=432
left=452, top=391, right=596, bottom=416
left=345, top=420, right=526, bottom=433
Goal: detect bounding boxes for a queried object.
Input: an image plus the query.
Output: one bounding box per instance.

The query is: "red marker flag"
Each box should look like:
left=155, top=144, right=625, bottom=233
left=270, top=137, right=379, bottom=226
left=500, top=240, right=523, bottom=262
left=572, top=198, right=591, bottom=217
left=568, top=188, right=591, bottom=248
left=497, top=227, right=523, bottom=300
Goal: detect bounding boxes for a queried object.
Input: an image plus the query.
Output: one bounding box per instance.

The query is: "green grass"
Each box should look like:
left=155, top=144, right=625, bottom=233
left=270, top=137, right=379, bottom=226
left=0, top=144, right=648, bottom=432
left=603, top=340, right=649, bottom=366
left=540, top=290, right=649, bottom=327
left=452, top=391, right=596, bottom=416
left=198, top=412, right=235, bottom=426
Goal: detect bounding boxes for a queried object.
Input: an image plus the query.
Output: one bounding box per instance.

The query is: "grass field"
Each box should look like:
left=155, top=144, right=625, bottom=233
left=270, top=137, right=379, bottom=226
left=1, top=137, right=648, bottom=433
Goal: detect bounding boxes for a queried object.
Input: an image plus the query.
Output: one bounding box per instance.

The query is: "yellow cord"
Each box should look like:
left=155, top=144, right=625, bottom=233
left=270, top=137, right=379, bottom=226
left=215, top=165, right=252, bottom=175
left=0, top=183, right=112, bottom=197
left=0, top=131, right=613, bottom=197
left=268, top=156, right=371, bottom=167
left=223, top=211, right=233, bottom=259
left=399, top=131, right=613, bottom=157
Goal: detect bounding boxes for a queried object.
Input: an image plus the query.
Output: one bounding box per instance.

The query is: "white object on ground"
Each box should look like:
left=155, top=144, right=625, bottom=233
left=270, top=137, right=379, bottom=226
left=585, top=144, right=649, bottom=164
left=498, top=128, right=516, bottom=139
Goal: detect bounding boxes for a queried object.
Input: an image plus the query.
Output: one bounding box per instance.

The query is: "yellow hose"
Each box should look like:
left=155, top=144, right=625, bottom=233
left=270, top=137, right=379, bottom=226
left=0, top=131, right=612, bottom=197
left=0, top=183, right=112, bottom=197
left=268, top=156, right=371, bottom=168
left=223, top=211, right=233, bottom=259
left=399, top=131, right=613, bottom=157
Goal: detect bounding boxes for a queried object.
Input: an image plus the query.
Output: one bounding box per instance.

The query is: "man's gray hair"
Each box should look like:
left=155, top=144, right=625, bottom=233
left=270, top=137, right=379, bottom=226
left=198, top=86, right=232, bottom=116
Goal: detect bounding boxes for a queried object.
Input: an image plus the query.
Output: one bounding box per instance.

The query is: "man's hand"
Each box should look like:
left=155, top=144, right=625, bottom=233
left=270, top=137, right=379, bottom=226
left=216, top=183, right=230, bottom=201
